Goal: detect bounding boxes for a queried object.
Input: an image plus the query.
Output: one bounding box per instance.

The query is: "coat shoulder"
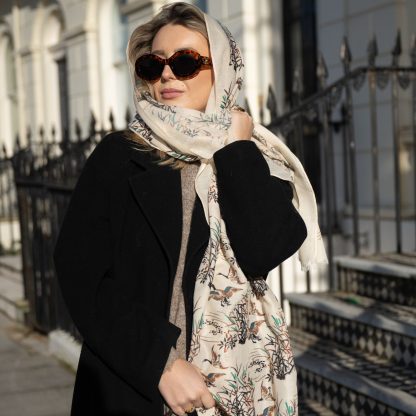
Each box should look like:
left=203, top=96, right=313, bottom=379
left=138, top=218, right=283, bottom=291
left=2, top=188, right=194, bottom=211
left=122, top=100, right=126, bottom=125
left=87, top=130, right=157, bottom=174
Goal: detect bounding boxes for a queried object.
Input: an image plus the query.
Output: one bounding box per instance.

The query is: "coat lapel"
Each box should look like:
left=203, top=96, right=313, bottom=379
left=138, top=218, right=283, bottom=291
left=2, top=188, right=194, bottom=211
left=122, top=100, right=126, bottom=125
left=127, top=150, right=210, bottom=292
left=127, top=154, right=182, bottom=284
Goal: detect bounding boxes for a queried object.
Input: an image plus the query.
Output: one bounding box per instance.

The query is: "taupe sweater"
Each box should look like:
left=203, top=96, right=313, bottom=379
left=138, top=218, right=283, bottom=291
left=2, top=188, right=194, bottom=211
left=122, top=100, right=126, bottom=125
left=162, top=161, right=200, bottom=415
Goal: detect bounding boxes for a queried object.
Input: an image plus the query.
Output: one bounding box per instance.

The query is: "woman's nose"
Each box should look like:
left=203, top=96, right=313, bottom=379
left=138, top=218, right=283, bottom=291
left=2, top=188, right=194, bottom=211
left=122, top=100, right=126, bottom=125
left=160, top=64, right=176, bottom=81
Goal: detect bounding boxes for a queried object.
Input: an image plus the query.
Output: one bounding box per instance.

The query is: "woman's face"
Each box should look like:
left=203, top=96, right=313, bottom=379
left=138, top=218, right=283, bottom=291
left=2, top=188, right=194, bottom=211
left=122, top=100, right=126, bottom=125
left=146, top=23, right=214, bottom=112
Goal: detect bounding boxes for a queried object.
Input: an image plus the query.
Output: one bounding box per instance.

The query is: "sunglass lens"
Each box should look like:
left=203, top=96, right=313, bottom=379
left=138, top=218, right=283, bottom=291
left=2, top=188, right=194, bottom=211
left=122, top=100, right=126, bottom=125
left=136, top=56, right=163, bottom=81
left=171, top=54, right=200, bottom=78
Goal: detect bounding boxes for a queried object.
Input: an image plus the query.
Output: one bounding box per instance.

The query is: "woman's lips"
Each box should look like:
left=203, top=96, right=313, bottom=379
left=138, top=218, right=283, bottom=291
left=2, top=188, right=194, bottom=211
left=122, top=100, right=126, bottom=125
left=161, top=90, right=184, bottom=99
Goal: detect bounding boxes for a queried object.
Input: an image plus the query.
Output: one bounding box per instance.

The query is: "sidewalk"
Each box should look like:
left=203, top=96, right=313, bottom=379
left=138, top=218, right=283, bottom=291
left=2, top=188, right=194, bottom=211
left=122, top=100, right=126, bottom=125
left=0, top=310, right=75, bottom=416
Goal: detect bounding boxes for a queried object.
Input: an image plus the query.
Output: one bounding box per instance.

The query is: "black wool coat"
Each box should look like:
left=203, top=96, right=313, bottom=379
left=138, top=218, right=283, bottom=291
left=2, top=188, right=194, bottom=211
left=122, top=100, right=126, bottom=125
left=52, top=130, right=307, bottom=416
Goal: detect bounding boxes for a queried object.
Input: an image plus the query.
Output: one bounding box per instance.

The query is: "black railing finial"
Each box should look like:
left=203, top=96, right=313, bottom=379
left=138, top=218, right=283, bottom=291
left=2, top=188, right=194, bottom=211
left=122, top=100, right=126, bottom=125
left=266, top=85, right=278, bottom=123
left=14, top=133, right=20, bottom=152
left=367, top=34, right=378, bottom=67
left=39, top=125, right=45, bottom=143
left=2, top=143, right=7, bottom=159
left=125, top=107, right=131, bottom=128
left=109, top=109, right=115, bottom=131
left=89, top=110, right=96, bottom=136
left=51, top=125, right=56, bottom=144
left=26, top=126, right=32, bottom=147
left=75, top=119, right=82, bottom=141
left=391, top=29, right=402, bottom=67
left=317, top=51, right=328, bottom=89
left=340, top=36, right=352, bottom=73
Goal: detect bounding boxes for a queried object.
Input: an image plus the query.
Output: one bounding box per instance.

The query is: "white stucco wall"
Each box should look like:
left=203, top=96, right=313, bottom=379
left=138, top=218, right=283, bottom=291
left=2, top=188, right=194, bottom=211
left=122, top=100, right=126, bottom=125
left=0, top=0, right=287, bottom=144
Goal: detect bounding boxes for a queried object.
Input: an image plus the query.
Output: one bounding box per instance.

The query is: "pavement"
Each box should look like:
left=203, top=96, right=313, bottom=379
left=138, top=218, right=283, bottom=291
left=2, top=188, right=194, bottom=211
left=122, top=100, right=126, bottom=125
left=0, top=310, right=75, bottom=416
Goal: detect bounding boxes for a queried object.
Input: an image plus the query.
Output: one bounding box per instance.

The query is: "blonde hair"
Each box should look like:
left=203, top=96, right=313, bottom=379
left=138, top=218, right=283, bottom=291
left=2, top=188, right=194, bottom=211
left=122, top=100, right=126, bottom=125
left=124, top=2, right=209, bottom=170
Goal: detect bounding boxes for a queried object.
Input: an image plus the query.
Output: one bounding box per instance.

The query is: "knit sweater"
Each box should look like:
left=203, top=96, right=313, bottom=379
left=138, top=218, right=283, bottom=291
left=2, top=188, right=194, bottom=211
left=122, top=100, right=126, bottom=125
left=162, top=161, right=200, bottom=415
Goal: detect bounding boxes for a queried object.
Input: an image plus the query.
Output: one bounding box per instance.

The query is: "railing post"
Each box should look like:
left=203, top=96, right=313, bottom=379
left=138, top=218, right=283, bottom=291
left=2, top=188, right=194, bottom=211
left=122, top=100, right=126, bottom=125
left=341, top=36, right=360, bottom=256
left=367, top=35, right=381, bottom=254
left=109, top=109, right=115, bottom=132
left=391, top=30, right=402, bottom=254
left=292, top=68, right=305, bottom=163
left=317, top=52, right=335, bottom=291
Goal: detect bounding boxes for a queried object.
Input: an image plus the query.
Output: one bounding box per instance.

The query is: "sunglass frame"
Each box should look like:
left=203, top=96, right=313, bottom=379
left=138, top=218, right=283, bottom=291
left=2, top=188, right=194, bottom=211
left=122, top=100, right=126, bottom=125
left=135, top=49, right=213, bottom=82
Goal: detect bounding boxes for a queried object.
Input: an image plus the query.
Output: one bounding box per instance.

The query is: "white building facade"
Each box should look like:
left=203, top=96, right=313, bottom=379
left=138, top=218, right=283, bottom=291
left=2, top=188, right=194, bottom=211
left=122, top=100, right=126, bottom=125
left=1, top=0, right=415, bottom=302
left=0, top=0, right=285, bottom=154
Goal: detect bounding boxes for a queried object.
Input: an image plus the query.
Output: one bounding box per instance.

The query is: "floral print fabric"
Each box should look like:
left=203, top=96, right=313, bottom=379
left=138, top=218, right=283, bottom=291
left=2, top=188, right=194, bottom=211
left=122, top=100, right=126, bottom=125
left=126, top=10, right=327, bottom=416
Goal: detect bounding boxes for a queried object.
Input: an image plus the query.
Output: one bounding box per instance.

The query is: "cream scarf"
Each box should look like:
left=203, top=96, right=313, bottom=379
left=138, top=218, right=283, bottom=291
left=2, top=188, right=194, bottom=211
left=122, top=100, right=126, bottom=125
left=127, top=11, right=327, bottom=416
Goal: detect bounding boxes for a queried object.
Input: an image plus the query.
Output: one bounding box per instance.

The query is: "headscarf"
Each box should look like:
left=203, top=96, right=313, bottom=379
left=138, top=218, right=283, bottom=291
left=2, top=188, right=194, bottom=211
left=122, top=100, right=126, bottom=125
left=126, top=9, right=327, bottom=416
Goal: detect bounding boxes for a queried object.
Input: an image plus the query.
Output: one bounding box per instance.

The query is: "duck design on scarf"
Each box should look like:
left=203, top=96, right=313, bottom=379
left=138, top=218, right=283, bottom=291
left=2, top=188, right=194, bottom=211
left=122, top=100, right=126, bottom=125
left=127, top=9, right=327, bottom=416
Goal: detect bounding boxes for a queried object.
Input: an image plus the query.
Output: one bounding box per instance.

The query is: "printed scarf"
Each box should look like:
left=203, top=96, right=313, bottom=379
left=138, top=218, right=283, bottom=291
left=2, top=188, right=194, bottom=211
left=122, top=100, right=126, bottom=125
left=126, top=11, right=327, bottom=416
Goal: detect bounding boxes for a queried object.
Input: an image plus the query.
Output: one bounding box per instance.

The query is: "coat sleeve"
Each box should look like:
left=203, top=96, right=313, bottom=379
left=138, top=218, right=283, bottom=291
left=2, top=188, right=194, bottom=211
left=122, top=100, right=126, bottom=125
left=52, top=140, right=181, bottom=402
left=213, top=139, right=307, bottom=278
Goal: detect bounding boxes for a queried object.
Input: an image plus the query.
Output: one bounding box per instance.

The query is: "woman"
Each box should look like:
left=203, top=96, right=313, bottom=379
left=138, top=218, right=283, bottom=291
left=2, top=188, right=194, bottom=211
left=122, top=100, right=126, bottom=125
left=53, top=3, right=325, bottom=416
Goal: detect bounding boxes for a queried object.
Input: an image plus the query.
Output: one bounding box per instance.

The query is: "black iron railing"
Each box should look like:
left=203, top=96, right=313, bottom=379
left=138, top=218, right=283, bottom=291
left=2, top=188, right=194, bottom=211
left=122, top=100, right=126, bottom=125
left=6, top=109, right=130, bottom=336
left=262, top=32, right=416, bottom=300
left=2, top=31, right=416, bottom=339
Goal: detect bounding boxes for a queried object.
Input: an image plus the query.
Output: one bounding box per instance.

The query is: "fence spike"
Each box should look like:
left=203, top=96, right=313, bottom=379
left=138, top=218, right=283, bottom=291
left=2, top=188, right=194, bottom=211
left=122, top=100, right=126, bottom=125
left=89, top=110, right=97, bottom=136
left=392, top=29, right=402, bottom=66
left=75, top=119, right=82, bottom=141
left=410, top=33, right=416, bottom=67
left=109, top=109, right=115, bottom=131
left=266, top=85, right=278, bottom=122
left=39, top=125, right=45, bottom=142
left=340, top=36, right=352, bottom=72
left=26, top=126, right=31, bottom=146
left=2, top=144, right=7, bottom=158
left=51, top=125, right=56, bottom=142
left=125, top=107, right=132, bottom=127
left=367, top=34, right=378, bottom=67
left=14, top=133, right=20, bottom=151
left=317, top=51, right=328, bottom=89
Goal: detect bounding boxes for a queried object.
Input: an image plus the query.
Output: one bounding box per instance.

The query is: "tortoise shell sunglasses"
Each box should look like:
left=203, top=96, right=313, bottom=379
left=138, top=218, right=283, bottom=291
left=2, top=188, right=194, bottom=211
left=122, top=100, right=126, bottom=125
left=135, top=49, right=213, bottom=82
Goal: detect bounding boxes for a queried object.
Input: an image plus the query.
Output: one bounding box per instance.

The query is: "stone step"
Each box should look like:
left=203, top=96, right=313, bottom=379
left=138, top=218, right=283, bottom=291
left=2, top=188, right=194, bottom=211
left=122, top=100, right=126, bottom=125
left=290, top=327, right=416, bottom=399
left=335, top=255, right=416, bottom=306
left=293, top=346, right=415, bottom=416
left=298, top=396, right=338, bottom=415
left=287, top=291, right=416, bottom=368
left=314, top=291, right=416, bottom=327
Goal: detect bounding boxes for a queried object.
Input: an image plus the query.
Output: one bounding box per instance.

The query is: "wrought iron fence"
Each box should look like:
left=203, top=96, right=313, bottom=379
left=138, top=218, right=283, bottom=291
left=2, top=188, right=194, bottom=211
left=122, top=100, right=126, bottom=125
left=2, top=31, right=416, bottom=339
left=263, top=32, right=416, bottom=300
left=6, top=109, right=130, bottom=336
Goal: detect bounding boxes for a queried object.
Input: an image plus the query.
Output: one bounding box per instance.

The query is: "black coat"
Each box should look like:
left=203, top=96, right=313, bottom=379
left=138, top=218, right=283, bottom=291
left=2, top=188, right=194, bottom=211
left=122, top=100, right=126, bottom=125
left=52, top=130, right=307, bottom=416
